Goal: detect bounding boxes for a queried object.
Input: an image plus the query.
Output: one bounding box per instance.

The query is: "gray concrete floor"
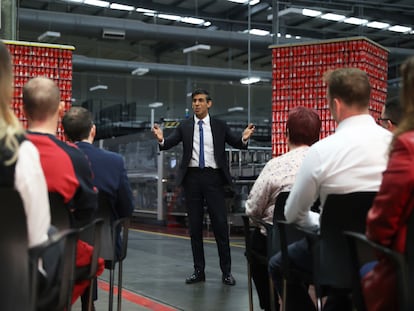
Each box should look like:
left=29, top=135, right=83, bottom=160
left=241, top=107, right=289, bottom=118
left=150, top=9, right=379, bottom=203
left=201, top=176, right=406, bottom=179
left=72, top=226, right=261, bottom=311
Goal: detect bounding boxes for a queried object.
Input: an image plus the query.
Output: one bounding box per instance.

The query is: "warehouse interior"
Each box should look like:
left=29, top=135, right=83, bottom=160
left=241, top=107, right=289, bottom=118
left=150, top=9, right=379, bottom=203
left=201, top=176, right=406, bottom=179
left=14, top=0, right=414, bottom=140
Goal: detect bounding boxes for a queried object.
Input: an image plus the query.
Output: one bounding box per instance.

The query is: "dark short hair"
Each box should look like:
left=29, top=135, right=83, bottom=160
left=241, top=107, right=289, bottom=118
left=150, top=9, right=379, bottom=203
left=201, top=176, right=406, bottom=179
left=384, top=96, right=402, bottom=125
left=192, top=89, right=212, bottom=101
left=62, top=107, right=93, bottom=142
left=324, top=68, right=371, bottom=109
left=286, top=106, right=321, bottom=146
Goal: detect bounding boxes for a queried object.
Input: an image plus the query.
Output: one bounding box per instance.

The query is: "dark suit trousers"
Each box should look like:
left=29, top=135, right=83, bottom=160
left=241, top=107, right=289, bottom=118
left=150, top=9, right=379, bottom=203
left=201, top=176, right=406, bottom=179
left=183, top=167, right=231, bottom=275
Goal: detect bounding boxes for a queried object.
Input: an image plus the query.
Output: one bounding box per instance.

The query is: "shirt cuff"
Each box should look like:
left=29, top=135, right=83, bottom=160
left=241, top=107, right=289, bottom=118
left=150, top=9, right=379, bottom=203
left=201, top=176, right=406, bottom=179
left=158, top=139, right=165, bottom=146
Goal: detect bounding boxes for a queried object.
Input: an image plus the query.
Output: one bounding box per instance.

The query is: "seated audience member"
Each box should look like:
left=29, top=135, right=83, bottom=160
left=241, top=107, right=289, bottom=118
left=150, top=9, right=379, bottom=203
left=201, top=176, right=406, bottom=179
left=245, top=106, right=321, bottom=311
left=268, top=67, right=392, bottom=311
left=378, top=96, right=402, bottom=132
left=22, top=76, right=104, bottom=309
left=0, top=41, right=50, bottom=248
left=62, top=106, right=134, bottom=309
left=363, top=56, right=414, bottom=311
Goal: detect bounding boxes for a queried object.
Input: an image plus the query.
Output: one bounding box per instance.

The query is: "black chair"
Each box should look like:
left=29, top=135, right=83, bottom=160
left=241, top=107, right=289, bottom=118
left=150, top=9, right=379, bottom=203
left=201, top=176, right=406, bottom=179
left=97, top=192, right=131, bottom=311
left=241, top=215, right=269, bottom=311
left=78, top=218, right=104, bottom=311
left=345, top=208, right=414, bottom=311
left=49, top=191, right=104, bottom=311
left=242, top=191, right=293, bottom=311
left=0, top=188, right=31, bottom=311
left=49, top=192, right=72, bottom=230
left=30, top=228, right=79, bottom=311
left=307, top=192, right=377, bottom=311
left=274, top=192, right=312, bottom=311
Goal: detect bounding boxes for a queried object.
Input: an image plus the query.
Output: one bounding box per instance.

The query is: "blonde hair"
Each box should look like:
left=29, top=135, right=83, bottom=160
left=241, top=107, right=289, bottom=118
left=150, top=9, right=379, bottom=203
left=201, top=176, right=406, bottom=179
left=0, top=41, right=24, bottom=165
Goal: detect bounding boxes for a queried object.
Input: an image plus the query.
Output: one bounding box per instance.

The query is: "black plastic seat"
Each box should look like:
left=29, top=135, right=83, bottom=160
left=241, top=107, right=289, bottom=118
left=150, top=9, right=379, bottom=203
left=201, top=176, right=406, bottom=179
left=49, top=192, right=72, bottom=230
left=345, top=207, right=414, bottom=311
left=274, top=192, right=313, bottom=311
left=97, top=192, right=131, bottom=311
left=49, top=191, right=103, bottom=311
left=242, top=191, right=292, bottom=311
left=30, top=228, right=79, bottom=311
left=0, top=188, right=31, bottom=311
left=306, top=192, right=377, bottom=311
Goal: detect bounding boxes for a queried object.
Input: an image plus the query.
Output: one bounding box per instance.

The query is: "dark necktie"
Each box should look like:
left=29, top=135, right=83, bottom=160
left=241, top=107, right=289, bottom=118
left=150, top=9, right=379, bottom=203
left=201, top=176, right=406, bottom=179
left=198, top=120, right=205, bottom=169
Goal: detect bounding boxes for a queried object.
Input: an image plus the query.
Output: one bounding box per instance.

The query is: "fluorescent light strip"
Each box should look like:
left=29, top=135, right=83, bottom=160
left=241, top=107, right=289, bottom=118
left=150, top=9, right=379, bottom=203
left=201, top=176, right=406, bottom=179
left=84, top=0, right=109, bottom=8
left=320, top=13, right=345, bottom=21
left=244, top=29, right=270, bottom=36
left=89, top=84, right=108, bottom=91
left=302, top=9, right=322, bottom=17
left=227, top=0, right=259, bottom=4
left=110, top=3, right=135, bottom=11
left=343, top=17, right=368, bottom=25
left=240, top=77, right=261, bottom=85
left=366, top=21, right=389, bottom=29
left=388, top=25, right=412, bottom=33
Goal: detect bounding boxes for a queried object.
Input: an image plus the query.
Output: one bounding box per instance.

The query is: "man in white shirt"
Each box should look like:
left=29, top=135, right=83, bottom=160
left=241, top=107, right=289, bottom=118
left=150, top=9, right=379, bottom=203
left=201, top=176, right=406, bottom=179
left=268, top=68, right=392, bottom=311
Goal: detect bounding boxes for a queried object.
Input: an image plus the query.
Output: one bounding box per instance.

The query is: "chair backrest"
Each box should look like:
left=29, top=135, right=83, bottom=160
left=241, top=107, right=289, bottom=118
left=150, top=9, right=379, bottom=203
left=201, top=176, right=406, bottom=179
left=317, top=192, right=377, bottom=290
left=78, top=218, right=104, bottom=280
left=30, top=228, right=78, bottom=311
left=241, top=215, right=268, bottom=266
left=0, top=188, right=31, bottom=311
left=49, top=192, right=72, bottom=230
left=97, top=192, right=131, bottom=265
left=274, top=192, right=310, bottom=276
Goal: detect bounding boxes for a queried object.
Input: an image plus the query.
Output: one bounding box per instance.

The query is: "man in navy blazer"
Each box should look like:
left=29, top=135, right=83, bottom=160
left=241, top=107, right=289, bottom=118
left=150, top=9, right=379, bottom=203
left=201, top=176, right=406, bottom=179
left=62, top=106, right=134, bottom=310
left=153, top=89, right=255, bottom=286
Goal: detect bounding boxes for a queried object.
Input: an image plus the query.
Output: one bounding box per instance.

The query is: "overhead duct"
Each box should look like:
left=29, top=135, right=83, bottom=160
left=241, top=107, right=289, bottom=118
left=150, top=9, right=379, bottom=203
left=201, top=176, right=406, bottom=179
left=19, top=8, right=274, bottom=51
left=73, top=55, right=272, bottom=81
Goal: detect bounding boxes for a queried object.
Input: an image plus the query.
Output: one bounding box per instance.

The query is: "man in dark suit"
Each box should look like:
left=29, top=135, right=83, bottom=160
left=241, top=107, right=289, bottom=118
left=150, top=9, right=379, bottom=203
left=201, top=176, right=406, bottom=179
left=62, top=106, right=134, bottom=310
left=152, top=89, right=255, bottom=286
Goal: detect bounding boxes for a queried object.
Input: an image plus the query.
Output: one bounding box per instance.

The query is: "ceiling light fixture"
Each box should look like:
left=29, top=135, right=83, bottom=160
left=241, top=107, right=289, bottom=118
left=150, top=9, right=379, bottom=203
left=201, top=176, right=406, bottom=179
left=366, top=21, right=389, bottom=29
left=37, top=31, right=61, bottom=42
left=240, top=77, right=261, bottom=85
left=183, top=44, right=211, bottom=54
left=131, top=68, right=149, bottom=76
left=343, top=17, right=368, bottom=25
left=181, top=17, right=206, bottom=25
left=89, top=84, right=108, bottom=91
left=388, top=25, right=412, bottom=33
left=228, top=107, right=244, bottom=112
left=227, top=0, right=259, bottom=4
left=244, top=29, right=270, bottom=36
left=302, top=9, right=322, bottom=17
left=148, top=102, right=163, bottom=108
left=84, top=0, right=110, bottom=8
left=110, top=3, right=135, bottom=11
left=320, top=13, right=346, bottom=21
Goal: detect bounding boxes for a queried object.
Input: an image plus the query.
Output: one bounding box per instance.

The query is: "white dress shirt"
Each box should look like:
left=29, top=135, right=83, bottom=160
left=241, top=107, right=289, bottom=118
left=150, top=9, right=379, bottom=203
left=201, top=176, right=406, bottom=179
left=284, top=114, right=392, bottom=230
left=189, top=114, right=218, bottom=168
left=15, top=140, right=51, bottom=247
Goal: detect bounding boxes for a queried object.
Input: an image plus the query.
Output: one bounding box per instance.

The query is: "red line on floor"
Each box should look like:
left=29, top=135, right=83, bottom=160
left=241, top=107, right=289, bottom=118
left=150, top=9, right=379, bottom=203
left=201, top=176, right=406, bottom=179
left=98, top=279, right=179, bottom=311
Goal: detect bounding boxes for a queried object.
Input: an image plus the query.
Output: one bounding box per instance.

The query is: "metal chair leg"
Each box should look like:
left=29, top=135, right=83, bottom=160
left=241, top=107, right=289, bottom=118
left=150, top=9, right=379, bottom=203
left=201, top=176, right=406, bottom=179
left=108, top=267, right=115, bottom=311
left=247, top=263, right=254, bottom=311
left=269, top=276, right=277, bottom=311
left=117, top=261, right=123, bottom=311
left=282, top=278, right=287, bottom=311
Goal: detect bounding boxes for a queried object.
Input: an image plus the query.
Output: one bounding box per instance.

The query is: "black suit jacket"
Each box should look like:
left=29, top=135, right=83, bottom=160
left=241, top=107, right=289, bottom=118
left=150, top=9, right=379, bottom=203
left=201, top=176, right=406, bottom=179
left=160, top=116, right=248, bottom=185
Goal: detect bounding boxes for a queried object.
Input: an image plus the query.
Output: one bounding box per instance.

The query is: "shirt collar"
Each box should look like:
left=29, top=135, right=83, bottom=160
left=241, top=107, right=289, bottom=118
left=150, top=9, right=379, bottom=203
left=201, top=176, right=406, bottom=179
left=336, top=114, right=376, bottom=132
left=194, top=114, right=210, bottom=124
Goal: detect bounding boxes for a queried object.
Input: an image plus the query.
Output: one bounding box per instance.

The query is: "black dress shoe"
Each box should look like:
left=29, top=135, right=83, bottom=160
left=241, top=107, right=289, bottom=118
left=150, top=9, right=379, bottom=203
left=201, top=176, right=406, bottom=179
left=185, top=271, right=205, bottom=284
left=222, top=274, right=236, bottom=286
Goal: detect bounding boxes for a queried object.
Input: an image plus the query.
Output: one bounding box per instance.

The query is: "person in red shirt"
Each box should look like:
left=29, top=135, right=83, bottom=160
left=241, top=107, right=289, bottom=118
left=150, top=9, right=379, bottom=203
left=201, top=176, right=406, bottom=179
left=23, top=76, right=104, bottom=309
left=364, top=56, right=414, bottom=311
